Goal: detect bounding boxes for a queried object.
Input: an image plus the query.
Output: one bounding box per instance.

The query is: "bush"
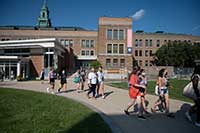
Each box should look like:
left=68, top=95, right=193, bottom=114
left=16, top=75, right=24, bottom=81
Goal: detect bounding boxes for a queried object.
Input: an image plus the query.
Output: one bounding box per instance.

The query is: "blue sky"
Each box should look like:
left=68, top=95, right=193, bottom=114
left=0, top=0, right=200, bottom=36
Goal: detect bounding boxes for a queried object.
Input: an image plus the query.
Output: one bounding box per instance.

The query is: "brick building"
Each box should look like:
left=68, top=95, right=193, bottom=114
left=0, top=1, right=200, bottom=79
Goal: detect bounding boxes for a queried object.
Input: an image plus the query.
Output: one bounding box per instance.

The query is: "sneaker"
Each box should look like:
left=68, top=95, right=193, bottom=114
left=124, top=110, right=130, bottom=115
left=185, top=112, right=192, bottom=122
left=102, top=95, right=105, bottom=99
left=138, top=115, right=146, bottom=120
left=51, top=91, right=55, bottom=94
left=57, top=88, right=61, bottom=93
left=46, top=87, right=50, bottom=93
left=86, top=94, right=90, bottom=99
left=195, top=122, right=200, bottom=127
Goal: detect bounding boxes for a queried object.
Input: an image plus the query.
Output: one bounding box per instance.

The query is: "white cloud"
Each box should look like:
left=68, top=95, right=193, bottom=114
left=192, top=25, right=200, bottom=31
left=132, top=9, right=145, bottom=21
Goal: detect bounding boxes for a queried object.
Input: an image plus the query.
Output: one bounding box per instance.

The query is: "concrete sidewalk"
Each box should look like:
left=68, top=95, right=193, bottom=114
left=0, top=79, right=199, bottom=133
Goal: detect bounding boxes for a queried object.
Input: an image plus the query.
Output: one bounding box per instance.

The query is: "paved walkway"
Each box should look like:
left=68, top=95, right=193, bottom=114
left=0, top=78, right=199, bottom=133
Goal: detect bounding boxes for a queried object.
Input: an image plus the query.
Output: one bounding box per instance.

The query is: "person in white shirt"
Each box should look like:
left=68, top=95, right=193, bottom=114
left=97, top=66, right=105, bottom=99
left=87, top=67, right=97, bottom=99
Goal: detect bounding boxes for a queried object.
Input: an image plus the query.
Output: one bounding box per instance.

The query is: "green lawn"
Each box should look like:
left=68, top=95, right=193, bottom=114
left=107, top=79, right=192, bottom=102
left=0, top=88, right=111, bottom=133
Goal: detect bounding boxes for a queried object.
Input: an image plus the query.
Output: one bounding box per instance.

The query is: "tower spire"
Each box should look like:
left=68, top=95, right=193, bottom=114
left=37, top=0, right=52, bottom=27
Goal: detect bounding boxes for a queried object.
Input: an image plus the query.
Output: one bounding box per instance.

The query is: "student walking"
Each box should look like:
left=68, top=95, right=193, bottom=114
left=58, top=69, right=67, bottom=93
left=47, top=68, right=56, bottom=94
left=151, top=68, right=173, bottom=117
left=97, top=66, right=105, bottom=99
left=73, top=69, right=81, bottom=92
left=124, top=67, right=146, bottom=120
left=80, top=68, right=86, bottom=91
left=87, top=67, right=97, bottom=99
left=185, top=65, right=200, bottom=127
left=40, top=69, right=45, bottom=84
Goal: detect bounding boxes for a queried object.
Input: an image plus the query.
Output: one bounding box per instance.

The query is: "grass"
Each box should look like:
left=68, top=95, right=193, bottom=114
left=107, top=79, right=192, bottom=103
left=0, top=88, right=111, bottom=133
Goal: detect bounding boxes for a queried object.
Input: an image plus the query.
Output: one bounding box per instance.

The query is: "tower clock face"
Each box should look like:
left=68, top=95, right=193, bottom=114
left=127, top=47, right=132, bottom=53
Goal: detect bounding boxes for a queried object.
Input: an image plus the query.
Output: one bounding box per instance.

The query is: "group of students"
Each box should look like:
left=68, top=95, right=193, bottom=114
left=124, top=67, right=173, bottom=120
left=74, top=66, right=105, bottom=99
left=40, top=68, right=67, bottom=94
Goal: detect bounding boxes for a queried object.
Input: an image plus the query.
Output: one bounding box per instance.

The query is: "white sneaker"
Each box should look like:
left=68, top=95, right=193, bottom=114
left=46, top=87, right=50, bottom=93
left=195, top=122, right=200, bottom=127
left=102, top=95, right=105, bottom=99
left=185, top=112, right=192, bottom=122
left=51, top=91, right=55, bottom=94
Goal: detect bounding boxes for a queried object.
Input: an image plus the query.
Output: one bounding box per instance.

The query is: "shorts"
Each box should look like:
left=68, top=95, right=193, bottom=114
left=50, top=78, right=55, bottom=85
left=139, top=87, right=145, bottom=93
left=129, top=87, right=140, bottom=99
left=61, top=80, right=67, bottom=85
left=160, top=88, right=168, bottom=95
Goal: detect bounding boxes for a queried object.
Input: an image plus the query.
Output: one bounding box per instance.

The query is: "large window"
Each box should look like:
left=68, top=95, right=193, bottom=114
left=113, top=29, right=118, bottom=40
left=63, top=39, right=73, bottom=47
left=139, top=39, right=142, bottom=47
left=106, top=59, right=111, bottom=67
left=113, top=44, right=118, bottom=54
left=113, top=59, right=118, bottom=67
left=81, top=50, right=95, bottom=56
left=157, top=40, right=160, bottom=47
left=107, top=44, right=124, bottom=54
left=135, top=39, right=138, bottom=47
left=107, top=29, right=125, bottom=40
left=81, top=40, right=95, bottom=48
left=135, top=50, right=138, bottom=56
left=119, top=30, right=124, bottom=40
left=107, top=29, right=112, bottom=40
left=107, top=44, right=112, bottom=54
left=120, top=59, right=125, bottom=67
left=139, top=50, right=142, bottom=56
left=119, top=44, right=124, bottom=54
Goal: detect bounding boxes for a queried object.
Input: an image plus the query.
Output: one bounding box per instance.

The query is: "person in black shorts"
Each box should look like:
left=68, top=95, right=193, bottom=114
left=58, top=69, right=67, bottom=93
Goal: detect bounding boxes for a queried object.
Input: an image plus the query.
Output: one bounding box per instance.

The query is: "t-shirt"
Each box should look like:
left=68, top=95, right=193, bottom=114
left=129, top=74, right=138, bottom=90
left=88, top=72, right=97, bottom=84
left=97, top=71, right=104, bottom=82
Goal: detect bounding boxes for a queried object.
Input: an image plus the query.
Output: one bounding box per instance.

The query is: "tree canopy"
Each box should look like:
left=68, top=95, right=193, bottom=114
left=154, top=42, right=200, bottom=67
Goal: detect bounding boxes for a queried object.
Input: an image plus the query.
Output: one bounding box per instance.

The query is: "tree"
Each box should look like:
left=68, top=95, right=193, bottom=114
left=90, top=60, right=101, bottom=70
left=154, top=42, right=200, bottom=67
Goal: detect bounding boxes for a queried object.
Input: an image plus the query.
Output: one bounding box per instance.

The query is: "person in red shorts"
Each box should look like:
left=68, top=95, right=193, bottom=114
left=124, top=67, right=147, bottom=120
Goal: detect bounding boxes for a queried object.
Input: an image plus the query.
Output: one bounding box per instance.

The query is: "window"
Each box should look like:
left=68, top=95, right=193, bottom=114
left=119, top=44, right=124, bottom=54
left=135, top=39, right=138, bottom=47
left=86, top=40, right=90, bottom=48
left=135, top=50, right=138, bottom=56
left=107, top=29, right=112, bottom=40
left=145, top=60, right=148, bottom=66
left=164, top=40, right=167, bottom=44
left=90, top=40, right=94, bottom=48
left=113, top=44, right=118, bottom=54
left=81, top=50, right=85, bottom=56
left=120, top=59, right=125, bottom=67
left=139, top=60, right=142, bottom=66
left=149, top=40, right=152, bottom=47
left=113, top=29, right=118, bottom=40
left=119, top=30, right=124, bottom=40
left=149, top=50, right=153, bottom=56
left=60, top=39, right=65, bottom=45
left=64, top=39, right=73, bottom=47
left=157, top=40, right=160, bottom=47
left=82, top=40, right=86, bottom=48
left=139, top=39, right=142, bottom=47
left=145, top=50, right=148, bottom=57
left=145, top=39, right=148, bottom=47
left=106, top=59, right=111, bottom=67
left=86, top=50, right=90, bottom=56
left=90, top=50, right=94, bottom=56
left=139, top=50, right=142, bottom=56
left=113, top=59, right=118, bottom=67
left=107, top=44, right=112, bottom=54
